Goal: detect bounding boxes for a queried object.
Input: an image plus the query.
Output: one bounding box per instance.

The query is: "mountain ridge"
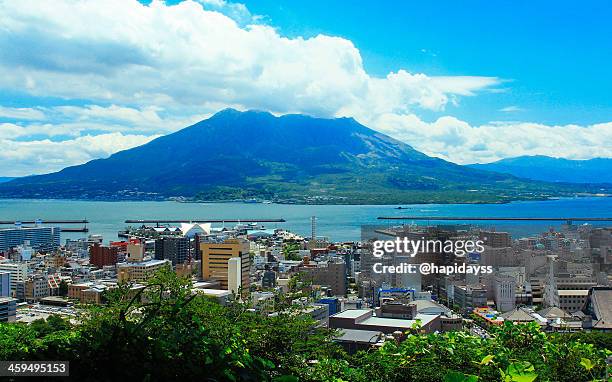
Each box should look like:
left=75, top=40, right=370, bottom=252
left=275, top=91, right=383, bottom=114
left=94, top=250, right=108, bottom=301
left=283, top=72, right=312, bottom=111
left=0, top=109, right=608, bottom=204
left=469, top=155, right=612, bottom=184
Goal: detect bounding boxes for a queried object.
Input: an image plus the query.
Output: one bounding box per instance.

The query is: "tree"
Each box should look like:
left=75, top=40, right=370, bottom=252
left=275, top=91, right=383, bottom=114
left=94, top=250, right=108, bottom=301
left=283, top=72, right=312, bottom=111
left=58, top=279, right=68, bottom=296
left=0, top=269, right=609, bottom=382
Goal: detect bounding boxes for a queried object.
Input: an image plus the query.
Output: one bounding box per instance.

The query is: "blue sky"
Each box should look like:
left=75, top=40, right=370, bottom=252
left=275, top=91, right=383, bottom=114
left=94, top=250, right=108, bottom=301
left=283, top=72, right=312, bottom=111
left=239, top=0, right=612, bottom=126
left=0, top=0, right=610, bottom=176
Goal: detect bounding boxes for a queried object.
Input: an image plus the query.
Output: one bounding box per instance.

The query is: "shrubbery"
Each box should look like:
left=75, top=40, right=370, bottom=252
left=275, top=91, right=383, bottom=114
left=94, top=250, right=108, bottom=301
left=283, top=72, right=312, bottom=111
left=0, top=270, right=609, bottom=381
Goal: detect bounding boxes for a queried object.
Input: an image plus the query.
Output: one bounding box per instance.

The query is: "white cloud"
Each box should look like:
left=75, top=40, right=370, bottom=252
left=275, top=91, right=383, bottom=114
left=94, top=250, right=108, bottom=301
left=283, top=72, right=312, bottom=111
left=0, top=0, right=609, bottom=176
left=0, top=133, right=158, bottom=176
left=0, top=106, right=45, bottom=120
left=0, top=0, right=497, bottom=117
left=369, top=114, right=612, bottom=164
left=499, top=106, right=523, bottom=113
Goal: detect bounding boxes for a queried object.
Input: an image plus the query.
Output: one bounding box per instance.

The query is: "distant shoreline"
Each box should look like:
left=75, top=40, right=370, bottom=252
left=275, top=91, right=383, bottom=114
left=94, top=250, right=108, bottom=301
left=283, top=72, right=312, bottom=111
left=0, top=194, right=609, bottom=206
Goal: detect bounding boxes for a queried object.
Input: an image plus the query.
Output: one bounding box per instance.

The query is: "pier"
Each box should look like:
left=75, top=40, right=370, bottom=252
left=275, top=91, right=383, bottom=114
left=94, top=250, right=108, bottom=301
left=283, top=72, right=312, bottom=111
left=125, top=218, right=286, bottom=225
left=377, top=216, right=612, bottom=225
left=0, top=220, right=89, bottom=224
left=0, top=219, right=89, bottom=232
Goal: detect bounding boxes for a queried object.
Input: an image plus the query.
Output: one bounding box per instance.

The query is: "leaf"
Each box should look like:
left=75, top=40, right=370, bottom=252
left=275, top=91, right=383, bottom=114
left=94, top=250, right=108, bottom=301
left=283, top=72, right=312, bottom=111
left=580, top=357, right=594, bottom=371
left=273, top=376, right=299, bottom=382
left=505, top=362, right=538, bottom=382
left=480, top=354, right=495, bottom=365
left=444, top=371, right=479, bottom=382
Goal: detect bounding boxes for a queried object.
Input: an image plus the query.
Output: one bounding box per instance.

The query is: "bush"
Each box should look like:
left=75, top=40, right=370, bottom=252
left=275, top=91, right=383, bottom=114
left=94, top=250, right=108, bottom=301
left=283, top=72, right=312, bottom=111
left=0, top=270, right=609, bottom=381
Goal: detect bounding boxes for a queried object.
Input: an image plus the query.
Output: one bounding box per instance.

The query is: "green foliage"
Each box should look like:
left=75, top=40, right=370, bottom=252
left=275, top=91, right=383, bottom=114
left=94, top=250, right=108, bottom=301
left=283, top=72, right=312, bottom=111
left=0, top=270, right=609, bottom=382
left=283, top=241, right=302, bottom=261
left=500, top=362, right=537, bottom=382
left=58, top=279, right=69, bottom=296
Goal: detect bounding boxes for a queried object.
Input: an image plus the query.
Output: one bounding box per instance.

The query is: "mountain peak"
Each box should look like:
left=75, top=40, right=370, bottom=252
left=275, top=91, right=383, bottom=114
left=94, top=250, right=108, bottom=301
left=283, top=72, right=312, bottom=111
left=212, top=108, right=274, bottom=118
left=1, top=108, right=601, bottom=203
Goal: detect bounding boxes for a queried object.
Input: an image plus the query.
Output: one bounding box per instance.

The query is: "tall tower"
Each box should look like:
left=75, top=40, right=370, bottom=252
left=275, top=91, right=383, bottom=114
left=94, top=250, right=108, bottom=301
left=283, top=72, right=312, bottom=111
left=311, top=216, right=317, bottom=241
left=543, top=255, right=559, bottom=308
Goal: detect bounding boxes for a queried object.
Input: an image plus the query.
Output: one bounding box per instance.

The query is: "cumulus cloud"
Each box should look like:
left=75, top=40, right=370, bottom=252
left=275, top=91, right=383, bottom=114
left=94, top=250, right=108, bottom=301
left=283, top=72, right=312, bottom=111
left=0, top=0, right=496, bottom=115
left=0, top=106, right=45, bottom=120
left=0, top=0, right=609, bottom=175
left=369, top=114, right=612, bottom=164
left=0, top=133, right=159, bottom=176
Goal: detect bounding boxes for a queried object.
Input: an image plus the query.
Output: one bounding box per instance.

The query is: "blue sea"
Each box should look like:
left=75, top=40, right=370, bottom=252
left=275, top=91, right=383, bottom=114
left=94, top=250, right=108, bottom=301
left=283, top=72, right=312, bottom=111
left=0, top=197, right=610, bottom=243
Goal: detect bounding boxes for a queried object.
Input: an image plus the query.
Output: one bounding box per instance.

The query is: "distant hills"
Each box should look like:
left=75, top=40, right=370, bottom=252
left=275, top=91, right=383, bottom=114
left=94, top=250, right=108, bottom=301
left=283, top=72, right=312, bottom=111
left=469, top=156, right=612, bottom=184
left=0, top=109, right=607, bottom=204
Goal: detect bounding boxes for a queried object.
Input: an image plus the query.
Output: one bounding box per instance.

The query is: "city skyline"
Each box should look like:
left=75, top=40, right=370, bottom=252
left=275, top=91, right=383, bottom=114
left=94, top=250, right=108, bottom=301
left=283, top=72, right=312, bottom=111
left=0, top=0, right=610, bottom=176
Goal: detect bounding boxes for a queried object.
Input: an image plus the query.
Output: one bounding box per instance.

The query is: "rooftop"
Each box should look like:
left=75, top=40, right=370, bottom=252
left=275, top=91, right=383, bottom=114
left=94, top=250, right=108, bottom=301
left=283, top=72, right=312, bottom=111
left=360, top=314, right=437, bottom=329
left=558, top=289, right=590, bottom=296
left=332, top=309, right=371, bottom=319
left=117, top=259, right=169, bottom=268
left=336, top=329, right=383, bottom=343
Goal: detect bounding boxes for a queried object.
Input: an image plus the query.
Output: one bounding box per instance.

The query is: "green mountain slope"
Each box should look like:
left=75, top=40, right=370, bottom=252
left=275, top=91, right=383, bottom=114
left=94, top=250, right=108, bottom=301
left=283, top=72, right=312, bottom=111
left=0, top=109, right=607, bottom=203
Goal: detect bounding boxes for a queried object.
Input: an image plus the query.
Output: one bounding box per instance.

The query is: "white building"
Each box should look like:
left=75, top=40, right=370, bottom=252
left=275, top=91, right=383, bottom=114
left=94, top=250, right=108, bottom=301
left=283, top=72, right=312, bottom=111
left=0, top=262, right=27, bottom=297
left=227, top=257, right=241, bottom=295
left=494, top=274, right=516, bottom=312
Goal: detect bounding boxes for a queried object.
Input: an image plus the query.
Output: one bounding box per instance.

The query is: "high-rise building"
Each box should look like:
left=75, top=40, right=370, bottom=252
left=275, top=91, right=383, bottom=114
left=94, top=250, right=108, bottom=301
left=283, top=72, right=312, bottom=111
left=201, top=238, right=250, bottom=291
left=0, top=226, right=60, bottom=252
left=155, top=237, right=190, bottom=266
left=0, top=272, right=10, bottom=297
left=0, top=297, right=17, bottom=322
left=301, top=260, right=347, bottom=296
left=89, top=243, right=119, bottom=268
left=0, top=262, right=27, bottom=297
left=227, top=257, right=241, bottom=294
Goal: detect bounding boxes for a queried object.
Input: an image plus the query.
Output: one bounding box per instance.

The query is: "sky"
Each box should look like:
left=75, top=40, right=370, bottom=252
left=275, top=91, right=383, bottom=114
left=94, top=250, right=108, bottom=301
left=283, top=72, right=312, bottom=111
left=0, top=0, right=610, bottom=176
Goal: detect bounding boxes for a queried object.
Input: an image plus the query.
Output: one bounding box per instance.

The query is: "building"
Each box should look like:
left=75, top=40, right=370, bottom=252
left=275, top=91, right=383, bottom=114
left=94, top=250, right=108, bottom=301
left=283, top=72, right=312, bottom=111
left=500, top=307, right=538, bottom=324
left=117, top=259, right=171, bottom=282
left=24, top=275, right=50, bottom=301
left=227, top=257, right=241, bottom=294
left=0, top=297, right=17, bottom=322
left=155, top=236, right=190, bottom=266
left=89, top=243, right=119, bottom=268
left=69, top=282, right=96, bottom=301
left=335, top=329, right=384, bottom=354
left=127, top=241, right=145, bottom=262
left=15, top=242, right=34, bottom=261
left=329, top=309, right=441, bottom=334
left=318, top=297, right=342, bottom=316
left=454, top=285, right=487, bottom=312
left=201, top=239, right=250, bottom=290
left=261, top=270, right=276, bottom=288
left=0, top=262, right=27, bottom=297
left=493, top=274, right=516, bottom=312
left=0, top=225, right=60, bottom=252
left=411, top=300, right=453, bottom=316
left=0, top=272, right=9, bottom=297
left=179, top=223, right=211, bottom=238
left=301, top=260, right=347, bottom=296
left=583, top=287, right=612, bottom=331
left=192, top=288, right=232, bottom=305
left=558, top=289, right=589, bottom=313
left=479, top=231, right=512, bottom=248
